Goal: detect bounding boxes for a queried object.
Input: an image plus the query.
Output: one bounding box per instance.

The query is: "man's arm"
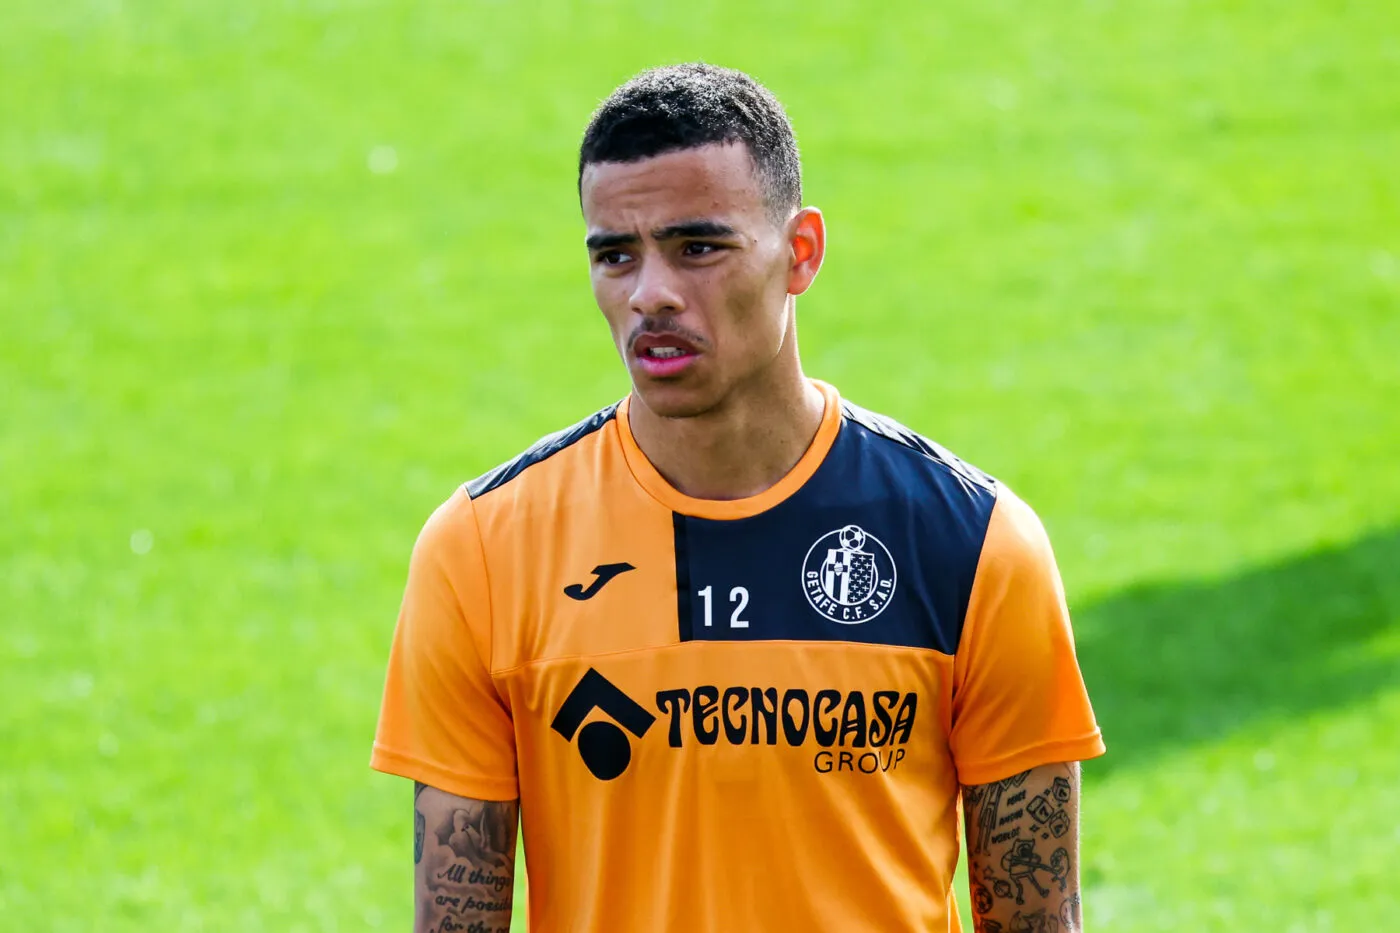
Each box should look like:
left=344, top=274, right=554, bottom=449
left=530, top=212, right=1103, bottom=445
left=961, top=762, right=1083, bottom=933
left=414, top=782, right=518, bottom=933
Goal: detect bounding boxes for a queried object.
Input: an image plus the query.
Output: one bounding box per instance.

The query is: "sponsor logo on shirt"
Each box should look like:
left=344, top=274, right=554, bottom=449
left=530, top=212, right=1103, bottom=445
left=802, top=524, right=896, bottom=624
left=553, top=669, right=917, bottom=780
left=549, top=668, right=657, bottom=781
left=562, top=562, right=636, bottom=600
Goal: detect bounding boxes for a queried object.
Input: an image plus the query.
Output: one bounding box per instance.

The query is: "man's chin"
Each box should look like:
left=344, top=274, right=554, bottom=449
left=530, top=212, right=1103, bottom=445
left=630, top=380, right=721, bottom=420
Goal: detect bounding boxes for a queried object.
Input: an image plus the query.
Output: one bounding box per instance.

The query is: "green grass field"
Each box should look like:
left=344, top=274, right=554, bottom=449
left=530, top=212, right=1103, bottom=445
left=4, top=1, right=1398, bottom=929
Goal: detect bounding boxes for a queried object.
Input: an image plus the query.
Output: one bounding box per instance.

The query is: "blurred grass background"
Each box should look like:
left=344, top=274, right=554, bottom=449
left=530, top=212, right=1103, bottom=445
left=3, top=1, right=1398, bottom=930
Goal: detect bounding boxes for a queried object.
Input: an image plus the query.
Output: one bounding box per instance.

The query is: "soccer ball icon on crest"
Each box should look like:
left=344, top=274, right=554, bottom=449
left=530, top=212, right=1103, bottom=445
left=838, top=524, right=866, bottom=553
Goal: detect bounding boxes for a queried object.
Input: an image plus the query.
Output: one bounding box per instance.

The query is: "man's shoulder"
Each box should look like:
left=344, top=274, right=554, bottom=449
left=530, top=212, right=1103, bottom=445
left=833, top=399, right=1063, bottom=600
left=463, top=401, right=623, bottom=501
left=818, top=397, right=1008, bottom=654
left=837, top=398, right=999, bottom=500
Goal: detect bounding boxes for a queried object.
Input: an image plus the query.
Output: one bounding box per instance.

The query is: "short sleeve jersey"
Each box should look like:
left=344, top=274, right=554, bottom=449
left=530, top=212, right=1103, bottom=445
left=372, top=380, right=1105, bottom=932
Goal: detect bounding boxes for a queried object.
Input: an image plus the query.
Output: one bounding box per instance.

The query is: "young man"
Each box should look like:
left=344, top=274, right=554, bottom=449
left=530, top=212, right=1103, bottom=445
left=372, top=64, right=1105, bottom=933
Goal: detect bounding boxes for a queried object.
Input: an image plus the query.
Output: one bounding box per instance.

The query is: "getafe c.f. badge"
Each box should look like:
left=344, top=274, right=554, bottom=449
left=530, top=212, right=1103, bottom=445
left=802, top=524, right=896, bottom=625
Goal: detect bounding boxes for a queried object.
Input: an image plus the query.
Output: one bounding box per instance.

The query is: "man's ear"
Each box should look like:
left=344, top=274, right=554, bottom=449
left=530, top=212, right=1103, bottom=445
left=787, top=207, right=826, bottom=296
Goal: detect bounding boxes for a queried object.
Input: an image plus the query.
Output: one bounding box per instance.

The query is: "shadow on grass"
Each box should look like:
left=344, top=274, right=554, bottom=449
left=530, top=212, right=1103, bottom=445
left=1075, top=526, right=1400, bottom=777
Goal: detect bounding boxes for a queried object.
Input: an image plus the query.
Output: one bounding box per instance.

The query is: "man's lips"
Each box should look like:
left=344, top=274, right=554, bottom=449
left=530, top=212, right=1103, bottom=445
left=631, top=332, right=701, bottom=377
left=632, top=332, right=701, bottom=356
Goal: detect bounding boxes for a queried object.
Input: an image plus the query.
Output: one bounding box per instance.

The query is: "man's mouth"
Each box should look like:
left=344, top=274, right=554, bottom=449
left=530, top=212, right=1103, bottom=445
left=632, top=333, right=702, bottom=377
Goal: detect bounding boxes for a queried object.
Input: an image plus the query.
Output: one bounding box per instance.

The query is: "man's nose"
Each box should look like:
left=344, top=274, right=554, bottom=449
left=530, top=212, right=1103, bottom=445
left=629, top=256, right=684, bottom=316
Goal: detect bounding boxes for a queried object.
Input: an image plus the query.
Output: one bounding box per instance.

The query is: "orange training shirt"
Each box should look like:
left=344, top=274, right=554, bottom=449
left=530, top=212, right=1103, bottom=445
left=372, top=380, right=1106, bottom=932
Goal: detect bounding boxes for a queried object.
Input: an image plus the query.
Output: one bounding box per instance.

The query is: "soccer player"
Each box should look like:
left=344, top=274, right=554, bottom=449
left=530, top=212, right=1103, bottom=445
left=372, top=63, right=1105, bottom=933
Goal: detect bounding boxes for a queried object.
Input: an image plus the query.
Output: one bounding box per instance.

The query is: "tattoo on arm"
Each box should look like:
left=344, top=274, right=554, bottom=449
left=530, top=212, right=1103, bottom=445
left=963, top=763, right=1082, bottom=933
left=414, top=785, right=519, bottom=933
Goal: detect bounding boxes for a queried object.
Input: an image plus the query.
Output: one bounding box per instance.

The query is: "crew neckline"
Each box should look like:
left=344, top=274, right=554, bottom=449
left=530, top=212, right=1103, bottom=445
left=617, top=379, right=843, bottom=521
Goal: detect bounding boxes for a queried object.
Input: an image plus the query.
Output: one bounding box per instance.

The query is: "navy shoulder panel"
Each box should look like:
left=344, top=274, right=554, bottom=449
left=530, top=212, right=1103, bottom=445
left=832, top=400, right=998, bottom=651
left=839, top=400, right=997, bottom=497
left=465, top=402, right=620, bottom=500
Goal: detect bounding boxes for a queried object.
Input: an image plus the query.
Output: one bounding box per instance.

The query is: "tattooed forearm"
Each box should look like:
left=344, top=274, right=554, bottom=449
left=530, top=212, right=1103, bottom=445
left=414, top=785, right=519, bottom=933
left=963, top=763, right=1083, bottom=933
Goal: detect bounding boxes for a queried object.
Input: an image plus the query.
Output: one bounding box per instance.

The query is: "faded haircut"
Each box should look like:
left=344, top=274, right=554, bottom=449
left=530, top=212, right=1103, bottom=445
left=579, top=63, right=802, bottom=219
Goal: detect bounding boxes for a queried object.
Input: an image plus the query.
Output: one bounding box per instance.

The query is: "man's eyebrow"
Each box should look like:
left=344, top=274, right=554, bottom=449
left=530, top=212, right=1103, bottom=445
left=652, top=221, right=739, bottom=241
left=584, top=221, right=739, bottom=251
left=584, top=231, right=639, bottom=251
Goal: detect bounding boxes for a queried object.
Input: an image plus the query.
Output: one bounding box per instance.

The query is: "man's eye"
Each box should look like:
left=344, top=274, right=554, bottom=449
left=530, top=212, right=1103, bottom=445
left=596, top=250, right=631, bottom=266
left=683, top=242, right=719, bottom=256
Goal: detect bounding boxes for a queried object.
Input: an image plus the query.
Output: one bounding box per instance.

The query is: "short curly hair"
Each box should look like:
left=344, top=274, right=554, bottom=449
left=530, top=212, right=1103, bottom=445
left=579, top=63, right=802, bottom=218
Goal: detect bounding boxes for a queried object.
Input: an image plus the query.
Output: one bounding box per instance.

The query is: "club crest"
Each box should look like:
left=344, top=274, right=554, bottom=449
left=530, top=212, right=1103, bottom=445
left=802, top=524, right=896, bottom=624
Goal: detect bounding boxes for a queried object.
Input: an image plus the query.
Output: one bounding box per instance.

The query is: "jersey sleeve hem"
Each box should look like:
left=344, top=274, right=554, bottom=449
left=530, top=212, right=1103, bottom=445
left=955, top=731, right=1106, bottom=787
left=370, top=744, right=519, bottom=801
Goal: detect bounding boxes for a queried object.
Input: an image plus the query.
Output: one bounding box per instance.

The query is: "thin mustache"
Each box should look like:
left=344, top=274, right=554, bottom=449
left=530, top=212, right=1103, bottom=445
left=627, top=318, right=709, bottom=353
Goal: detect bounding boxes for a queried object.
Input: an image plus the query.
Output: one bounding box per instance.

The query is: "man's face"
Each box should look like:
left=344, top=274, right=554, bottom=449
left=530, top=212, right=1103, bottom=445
left=580, top=143, right=798, bottom=419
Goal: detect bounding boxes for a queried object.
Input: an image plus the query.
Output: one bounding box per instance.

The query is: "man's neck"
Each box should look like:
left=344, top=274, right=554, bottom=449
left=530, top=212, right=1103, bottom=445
left=628, top=367, right=827, bottom=502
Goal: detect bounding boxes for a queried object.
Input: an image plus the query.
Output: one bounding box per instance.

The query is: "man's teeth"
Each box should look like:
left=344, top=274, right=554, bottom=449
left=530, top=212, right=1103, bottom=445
left=649, top=347, right=686, bottom=358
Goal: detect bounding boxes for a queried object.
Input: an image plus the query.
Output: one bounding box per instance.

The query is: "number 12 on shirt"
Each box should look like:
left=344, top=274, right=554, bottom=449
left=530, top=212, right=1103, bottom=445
left=698, top=585, right=750, bottom=628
